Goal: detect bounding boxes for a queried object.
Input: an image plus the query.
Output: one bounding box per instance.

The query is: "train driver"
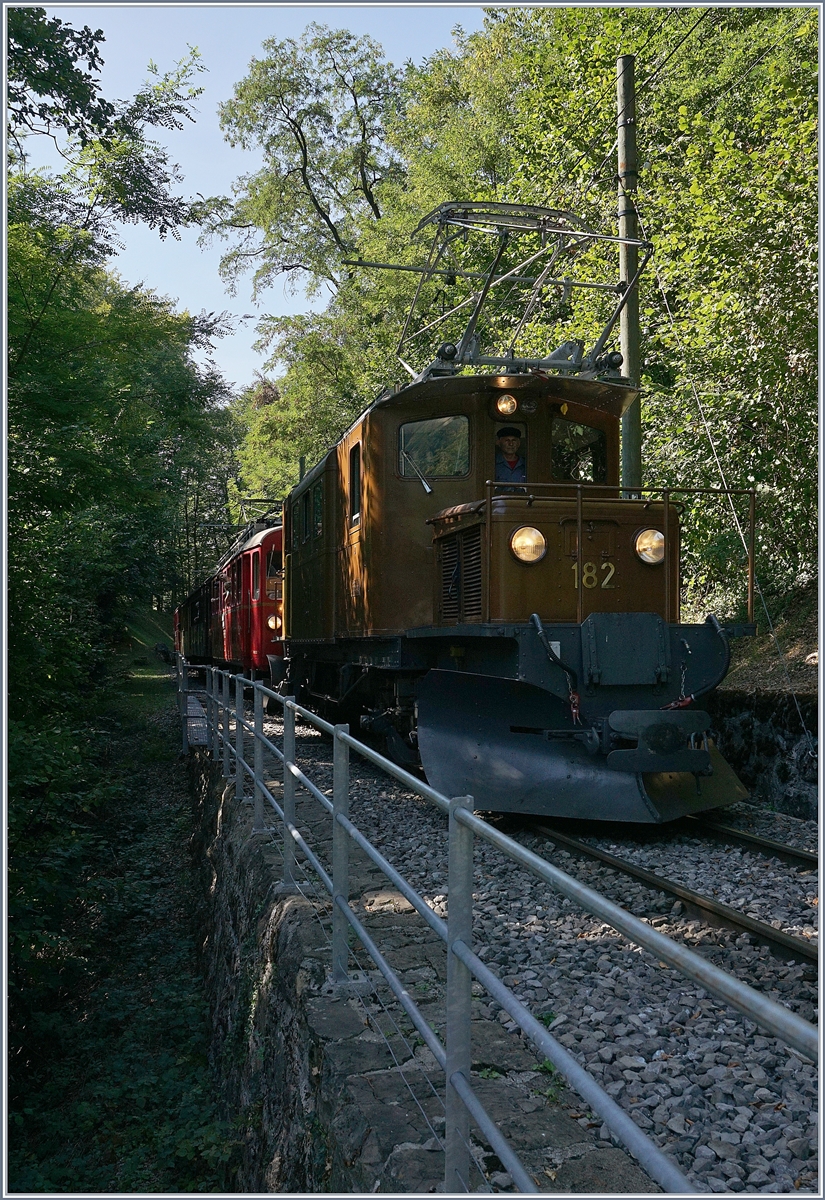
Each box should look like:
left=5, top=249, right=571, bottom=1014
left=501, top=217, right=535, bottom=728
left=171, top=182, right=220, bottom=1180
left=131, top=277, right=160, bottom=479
left=495, top=426, right=527, bottom=484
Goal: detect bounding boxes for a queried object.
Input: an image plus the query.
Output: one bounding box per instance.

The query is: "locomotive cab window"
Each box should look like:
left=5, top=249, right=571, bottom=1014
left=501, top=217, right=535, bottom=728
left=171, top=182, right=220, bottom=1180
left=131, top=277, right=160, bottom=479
left=252, top=553, right=260, bottom=601
left=349, top=443, right=361, bottom=525
left=551, top=417, right=607, bottom=483
left=399, top=415, right=469, bottom=479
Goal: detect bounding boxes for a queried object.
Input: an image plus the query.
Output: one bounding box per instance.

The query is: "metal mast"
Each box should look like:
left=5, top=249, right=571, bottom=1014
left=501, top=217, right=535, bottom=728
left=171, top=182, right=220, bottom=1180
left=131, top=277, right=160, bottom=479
left=617, top=54, right=641, bottom=489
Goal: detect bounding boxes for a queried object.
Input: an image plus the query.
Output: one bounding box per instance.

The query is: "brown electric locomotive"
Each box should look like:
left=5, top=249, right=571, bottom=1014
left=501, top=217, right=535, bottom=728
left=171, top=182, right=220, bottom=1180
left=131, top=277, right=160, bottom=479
left=287, top=203, right=754, bottom=821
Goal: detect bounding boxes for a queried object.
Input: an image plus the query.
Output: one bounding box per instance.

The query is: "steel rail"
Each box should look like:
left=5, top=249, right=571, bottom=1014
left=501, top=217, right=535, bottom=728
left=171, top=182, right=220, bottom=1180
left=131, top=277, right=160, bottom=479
left=530, top=823, right=817, bottom=966
left=684, top=815, right=817, bottom=871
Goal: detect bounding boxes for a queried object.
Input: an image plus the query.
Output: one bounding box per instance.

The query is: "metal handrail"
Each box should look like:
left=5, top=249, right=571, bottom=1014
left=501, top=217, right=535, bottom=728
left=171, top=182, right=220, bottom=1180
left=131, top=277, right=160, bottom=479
left=181, top=658, right=816, bottom=1195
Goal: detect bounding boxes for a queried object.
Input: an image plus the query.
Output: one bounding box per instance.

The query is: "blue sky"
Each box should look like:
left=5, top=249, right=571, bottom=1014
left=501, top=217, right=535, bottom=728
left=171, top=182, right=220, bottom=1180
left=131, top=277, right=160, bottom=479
left=38, top=4, right=490, bottom=391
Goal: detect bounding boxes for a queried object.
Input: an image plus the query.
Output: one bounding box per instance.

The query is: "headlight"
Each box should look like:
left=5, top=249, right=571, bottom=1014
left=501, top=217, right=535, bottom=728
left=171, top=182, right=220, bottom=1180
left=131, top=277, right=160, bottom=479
left=496, top=394, right=518, bottom=416
left=267, top=614, right=280, bottom=630
left=510, top=526, right=546, bottom=562
left=634, top=529, right=665, bottom=564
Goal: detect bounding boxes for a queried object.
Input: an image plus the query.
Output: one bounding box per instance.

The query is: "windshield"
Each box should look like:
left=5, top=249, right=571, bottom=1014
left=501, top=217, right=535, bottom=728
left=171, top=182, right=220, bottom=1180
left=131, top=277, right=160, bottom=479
left=551, top=416, right=607, bottom=483
left=399, top=415, right=469, bottom=478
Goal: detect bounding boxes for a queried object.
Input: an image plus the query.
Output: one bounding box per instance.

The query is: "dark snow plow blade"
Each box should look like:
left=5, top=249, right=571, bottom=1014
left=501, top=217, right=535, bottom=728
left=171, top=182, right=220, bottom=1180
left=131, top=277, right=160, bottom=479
left=416, top=671, right=746, bottom=824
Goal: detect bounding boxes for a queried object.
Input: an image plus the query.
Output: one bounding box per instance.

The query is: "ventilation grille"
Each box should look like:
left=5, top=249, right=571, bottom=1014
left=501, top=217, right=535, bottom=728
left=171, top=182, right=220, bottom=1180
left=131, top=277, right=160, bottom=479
left=462, top=526, right=483, bottom=619
left=440, top=535, right=460, bottom=621
left=439, top=525, right=483, bottom=623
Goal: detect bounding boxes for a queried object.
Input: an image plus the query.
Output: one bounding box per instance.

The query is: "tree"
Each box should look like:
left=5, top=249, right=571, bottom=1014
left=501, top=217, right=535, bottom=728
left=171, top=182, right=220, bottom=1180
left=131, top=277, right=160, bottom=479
left=7, top=6, right=116, bottom=150
left=196, top=23, right=402, bottom=298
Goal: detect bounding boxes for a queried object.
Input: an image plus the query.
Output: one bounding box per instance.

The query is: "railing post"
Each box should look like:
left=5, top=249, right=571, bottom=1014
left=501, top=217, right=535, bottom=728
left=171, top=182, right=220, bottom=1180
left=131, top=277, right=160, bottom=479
left=663, top=489, right=671, bottom=622
left=235, top=674, right=245, bottom=800
left=180, top=659, right=189, bottom=755
left=222, top=672, right=231, bottom=778
left=253, top=684, right=265, bottom=832
left=332, top=724, right=350, bottom=982
left=211, top=669, right=220, bottom=762
left=748, top=489, right=756, bottom=624
left=445, top=795, right=475, bottom=1194
left=576, top=484, right=583, bottom=623
left=282, top=697, right=296, bottom=886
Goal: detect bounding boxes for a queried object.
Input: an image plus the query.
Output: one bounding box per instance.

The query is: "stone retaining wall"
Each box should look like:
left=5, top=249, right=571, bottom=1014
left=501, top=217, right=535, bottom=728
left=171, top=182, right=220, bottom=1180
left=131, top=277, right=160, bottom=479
left=190, top=754, right=659, bottom=1193
left=708, top=692, right=818, bottom=822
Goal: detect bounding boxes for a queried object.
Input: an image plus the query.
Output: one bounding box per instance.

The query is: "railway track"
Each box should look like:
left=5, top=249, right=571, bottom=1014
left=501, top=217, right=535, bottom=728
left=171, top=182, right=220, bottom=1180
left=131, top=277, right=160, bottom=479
left=526, top=821, right=817, bottom=965
left=683, top=814, right=817, bottom=870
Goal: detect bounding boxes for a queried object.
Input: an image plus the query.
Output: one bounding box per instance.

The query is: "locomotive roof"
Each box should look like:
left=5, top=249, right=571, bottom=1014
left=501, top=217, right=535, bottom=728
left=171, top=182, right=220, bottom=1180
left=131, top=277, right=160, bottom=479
left=240, top=525, right=281, bottom=551
left=287, top=372, right=640, bottom=502
left=370, top=371, right=640, bottom=419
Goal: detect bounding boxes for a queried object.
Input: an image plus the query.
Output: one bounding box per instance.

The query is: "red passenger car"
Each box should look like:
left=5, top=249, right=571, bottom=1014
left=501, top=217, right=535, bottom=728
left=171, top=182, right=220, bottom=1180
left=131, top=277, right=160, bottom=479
left=174, top=520, right=284, bottom=680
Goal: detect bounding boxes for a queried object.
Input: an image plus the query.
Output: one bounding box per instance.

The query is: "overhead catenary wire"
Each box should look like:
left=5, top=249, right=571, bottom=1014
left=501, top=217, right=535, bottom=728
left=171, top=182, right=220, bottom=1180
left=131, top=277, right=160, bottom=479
left=579, top=6, right=812, bottom=202
left=560, top=8, right=712, bottom=207
left=632, top=195, right=816, bottom=759
left=545, top=8, right=681, bottom=201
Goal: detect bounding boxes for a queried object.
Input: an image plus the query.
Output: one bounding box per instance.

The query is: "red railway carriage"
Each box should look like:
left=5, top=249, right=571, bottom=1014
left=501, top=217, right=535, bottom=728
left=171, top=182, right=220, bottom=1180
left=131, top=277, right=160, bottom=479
left=174, top=520, right=284, bottom=678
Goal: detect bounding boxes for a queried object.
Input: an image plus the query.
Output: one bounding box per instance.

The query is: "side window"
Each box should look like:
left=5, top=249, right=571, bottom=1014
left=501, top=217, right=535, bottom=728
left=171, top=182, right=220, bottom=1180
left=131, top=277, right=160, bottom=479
left=551, top=417, right=608, bottom=483
left=399, top=415, right=469, bottom=478
left=301, top=491, right=311, bottom=542
left=349, top=444, right=361, bottom=525
left=313, top=481, right=323, bottom=538
left=252, top=552, right=260, bottom=601
left=291, top=502, right=299, bottom=550
left=266, top=549, right=282, bottom=598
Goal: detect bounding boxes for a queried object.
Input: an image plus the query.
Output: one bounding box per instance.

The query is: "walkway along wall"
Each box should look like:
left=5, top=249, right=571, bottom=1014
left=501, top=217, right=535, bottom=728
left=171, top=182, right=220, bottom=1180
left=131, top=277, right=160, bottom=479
left=189, top=753, right=659, bottom=1193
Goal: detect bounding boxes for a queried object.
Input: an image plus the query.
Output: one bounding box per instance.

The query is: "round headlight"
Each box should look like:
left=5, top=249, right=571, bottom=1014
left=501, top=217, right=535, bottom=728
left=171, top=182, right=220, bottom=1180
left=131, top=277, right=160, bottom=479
left=510, top=526, right=547, bottom=563
left=267, top=614, right=279, bottom=630
left=634, top=529, right=665, bottom=564
left=496, top=394, right=518, bottom=416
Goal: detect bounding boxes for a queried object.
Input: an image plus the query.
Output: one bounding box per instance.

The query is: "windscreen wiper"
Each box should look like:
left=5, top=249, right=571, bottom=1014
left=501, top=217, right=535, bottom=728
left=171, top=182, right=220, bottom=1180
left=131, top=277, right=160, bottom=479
left=401, top=450, right=433, bottom=494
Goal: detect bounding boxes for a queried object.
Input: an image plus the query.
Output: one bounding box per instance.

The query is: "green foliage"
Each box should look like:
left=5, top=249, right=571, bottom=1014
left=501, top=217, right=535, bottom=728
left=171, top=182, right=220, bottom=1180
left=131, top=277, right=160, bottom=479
left=8, top=16, right=239, bottom=1191
left=197, top=22, right=402, bottom=298
left=8, top=164, right=233, bottom=712
left=7, top=6, right=116, bottom=149
left=8, top=674, right=240, bottom=1192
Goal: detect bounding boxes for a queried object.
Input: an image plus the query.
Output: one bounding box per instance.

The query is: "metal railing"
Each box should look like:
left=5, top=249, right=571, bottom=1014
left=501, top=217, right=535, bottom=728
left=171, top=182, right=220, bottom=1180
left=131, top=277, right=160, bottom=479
left=177, top=657, right=816, bottom=1194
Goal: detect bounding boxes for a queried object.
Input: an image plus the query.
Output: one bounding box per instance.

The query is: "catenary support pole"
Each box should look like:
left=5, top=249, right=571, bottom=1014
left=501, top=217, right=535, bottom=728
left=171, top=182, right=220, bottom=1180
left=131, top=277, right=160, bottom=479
left=332, top=725, right=351, bottom=982
left=618, top=53, right=641, bottom=491
left=444, top=796, right=475, bottom=1193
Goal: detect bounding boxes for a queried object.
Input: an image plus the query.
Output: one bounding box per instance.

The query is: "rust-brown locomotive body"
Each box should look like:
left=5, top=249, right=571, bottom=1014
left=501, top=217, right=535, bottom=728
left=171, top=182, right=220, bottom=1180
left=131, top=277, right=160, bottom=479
left=282, top=370, right=749, bottom=823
